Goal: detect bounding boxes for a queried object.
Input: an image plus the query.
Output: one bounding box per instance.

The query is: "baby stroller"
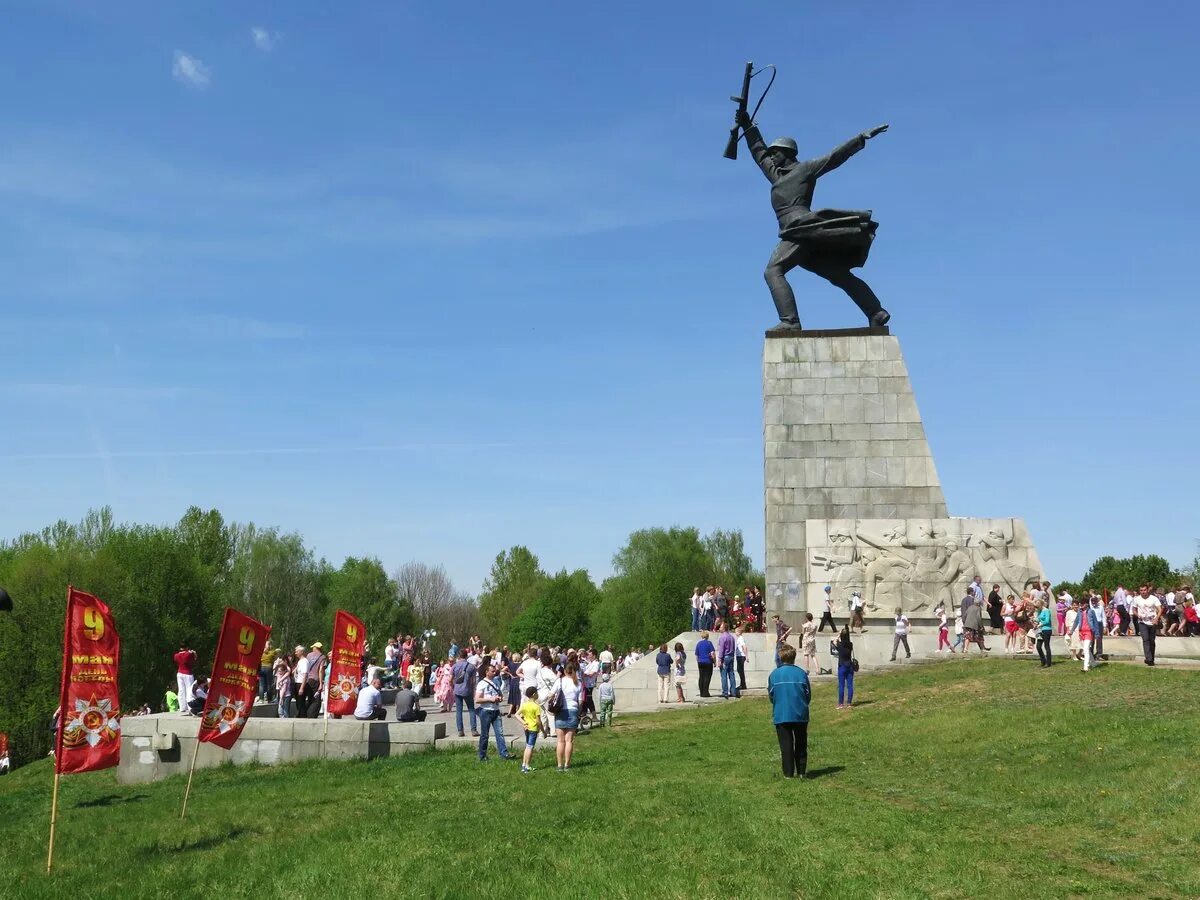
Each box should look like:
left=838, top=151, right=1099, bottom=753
left=577, top=682, right=594, bottom=733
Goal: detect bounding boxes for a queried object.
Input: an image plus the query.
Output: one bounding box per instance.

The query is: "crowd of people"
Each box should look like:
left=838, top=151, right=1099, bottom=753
left=793, top=576, right=1195, bottom=672
left=689, top=585, right=767, bottom=633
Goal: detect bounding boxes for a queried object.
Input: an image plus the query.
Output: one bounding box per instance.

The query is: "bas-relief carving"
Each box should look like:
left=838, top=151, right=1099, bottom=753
left=805, top=518, right=1043, bottom=614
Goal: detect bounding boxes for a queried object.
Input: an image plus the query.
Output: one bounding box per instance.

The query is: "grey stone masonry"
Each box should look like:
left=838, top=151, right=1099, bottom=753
left=764, top=334, right=948, bottom=616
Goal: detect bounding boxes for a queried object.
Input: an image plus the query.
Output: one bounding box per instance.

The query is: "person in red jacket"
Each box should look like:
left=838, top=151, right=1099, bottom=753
left=174, top=641, right=198, bottom=710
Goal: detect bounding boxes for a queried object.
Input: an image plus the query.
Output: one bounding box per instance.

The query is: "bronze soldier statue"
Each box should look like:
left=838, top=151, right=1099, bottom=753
left=735, top=107, right=891, bottom=333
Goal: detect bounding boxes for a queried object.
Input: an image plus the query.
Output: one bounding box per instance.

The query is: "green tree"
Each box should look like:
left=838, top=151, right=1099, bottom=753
left=477, top=546, right=548, bottom=643
left=508, top=569, right=600, bottom=648
left=591, top=526, right=716, bottom=650
left=703, top=528, right=761, bottom=590
left=1078, top=554, right=1176, bottom=592
left=325, top=557, right=412, bottom=657
left=224, top=524, right=327, bottom=650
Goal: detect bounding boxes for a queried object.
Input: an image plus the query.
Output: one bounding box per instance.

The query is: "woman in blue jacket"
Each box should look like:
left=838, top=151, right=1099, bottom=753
left=767, top=643, right=812, bottom=778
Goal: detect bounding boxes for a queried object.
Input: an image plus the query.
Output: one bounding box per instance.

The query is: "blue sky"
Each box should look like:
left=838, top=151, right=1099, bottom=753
left=2, top=2, right=1197, bottom=593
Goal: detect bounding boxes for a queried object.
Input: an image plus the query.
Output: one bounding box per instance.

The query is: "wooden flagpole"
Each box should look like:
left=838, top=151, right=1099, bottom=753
left=180, top=737, right=201, bottom=819
left=46, top=773, right=61, bottom=873
left=323, top=704, right=330, bottom=759
left=47, top=585, right=71, bottom=874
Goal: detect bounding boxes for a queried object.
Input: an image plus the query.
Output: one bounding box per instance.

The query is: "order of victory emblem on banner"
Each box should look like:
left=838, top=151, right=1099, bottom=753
left=325, top=610, right=366, bottom=717
left=56, top=587, right=121, bottom=775
left=198, top=608, right=271, bottom=750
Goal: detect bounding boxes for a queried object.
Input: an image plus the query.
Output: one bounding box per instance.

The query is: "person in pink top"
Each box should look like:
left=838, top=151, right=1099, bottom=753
left=173, top=641, right=197, bottom=709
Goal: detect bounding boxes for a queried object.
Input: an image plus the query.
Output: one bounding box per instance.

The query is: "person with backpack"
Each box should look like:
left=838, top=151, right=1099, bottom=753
left=451, top=648, right=479, bottom=738
left=768, top=643, right=811, bottom=778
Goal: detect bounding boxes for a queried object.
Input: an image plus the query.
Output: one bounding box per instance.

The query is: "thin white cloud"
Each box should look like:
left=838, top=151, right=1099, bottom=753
left=250, top=27, right=279, bottom=52
left=172, top=51, right=211, bottom=88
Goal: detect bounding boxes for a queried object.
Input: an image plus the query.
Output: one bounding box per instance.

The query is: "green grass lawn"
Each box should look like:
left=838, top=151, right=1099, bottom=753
left=2, top=661, right=1196, bottom=899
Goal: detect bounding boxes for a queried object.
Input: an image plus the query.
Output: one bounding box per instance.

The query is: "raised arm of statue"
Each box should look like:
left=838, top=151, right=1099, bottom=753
left=810, top=133, right=868, bottom=179
left=742, top=124, right=780, bottom=184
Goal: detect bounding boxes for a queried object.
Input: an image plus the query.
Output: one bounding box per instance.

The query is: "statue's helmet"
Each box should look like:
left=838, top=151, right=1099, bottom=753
left=768, top=137, right=798, bottom=156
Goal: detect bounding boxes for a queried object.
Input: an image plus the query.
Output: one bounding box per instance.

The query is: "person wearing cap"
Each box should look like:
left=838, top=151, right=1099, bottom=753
left=818, top=585, right=837, bottom=633
left=735, top=106, right=892, bottom=333
left=596, top=672, right=616, bottom=726
left=301, top=642, right=326, bottom=718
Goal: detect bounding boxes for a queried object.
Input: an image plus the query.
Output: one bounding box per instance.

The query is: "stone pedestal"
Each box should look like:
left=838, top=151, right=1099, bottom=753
left=763, top=329, right=1042, bottom=621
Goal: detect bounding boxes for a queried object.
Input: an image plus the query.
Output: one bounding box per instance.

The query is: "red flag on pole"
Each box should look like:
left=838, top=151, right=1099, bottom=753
left=197, top=609, right=271, bottom=750
left=55, top=587, right=121, bottom=775
left=325, top=610, right=366, bottom=717
left=0, top=732, right=8, bottom=757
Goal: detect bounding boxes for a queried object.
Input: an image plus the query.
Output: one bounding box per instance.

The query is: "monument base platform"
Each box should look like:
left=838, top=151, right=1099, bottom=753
left=763, top=331, right=1044, bottom=619
left=118, top=714, right=445, bottom=784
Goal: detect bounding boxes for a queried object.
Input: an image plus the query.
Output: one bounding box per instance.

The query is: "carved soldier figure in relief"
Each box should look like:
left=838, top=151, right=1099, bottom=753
left=859, top=547, right=913, bottom=612
left=977, top=528, right=1040, bottom=600
left=936, top=540, right=976, bottom=607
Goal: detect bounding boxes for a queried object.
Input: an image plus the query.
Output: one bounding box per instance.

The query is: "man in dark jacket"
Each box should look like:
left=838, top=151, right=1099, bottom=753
left=736, top=108, right=890, bottom=332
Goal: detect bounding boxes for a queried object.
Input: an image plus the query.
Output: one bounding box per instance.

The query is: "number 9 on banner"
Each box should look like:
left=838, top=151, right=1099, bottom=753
left=82, top=608, right=105, bottom=641
left=238, top=626, right=256, bottom=656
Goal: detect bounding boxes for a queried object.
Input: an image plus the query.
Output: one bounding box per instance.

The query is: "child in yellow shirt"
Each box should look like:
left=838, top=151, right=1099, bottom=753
left=518, top=686, right=541, bottom=773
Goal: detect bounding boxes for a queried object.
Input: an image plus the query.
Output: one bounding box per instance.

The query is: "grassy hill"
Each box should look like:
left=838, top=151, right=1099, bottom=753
left=2, top=660, right=1196, bottom=899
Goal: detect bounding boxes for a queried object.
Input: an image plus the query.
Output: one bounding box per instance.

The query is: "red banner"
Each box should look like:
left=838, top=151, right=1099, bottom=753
left=0, top=732, right=8, bottom=758
left=55, top=587, right=121, bottom=775
left=198, top=608, right=271, bottom=750
left=326, top=610, right=366, bottom=717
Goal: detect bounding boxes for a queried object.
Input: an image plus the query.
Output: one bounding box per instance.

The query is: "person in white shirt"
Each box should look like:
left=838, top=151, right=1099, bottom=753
left=354, top=676, right=385, bottom=720
left=475, top=660, right=511, bottom=761
left=552, top=661, right=583, bottom=771
left=291, top=646, right=310, bottom=717
left=818, top=585, right=837, bottom=632
left=890, top=608, right=911, bottom=661
left=0, top=750, right=10, bottom=775
left=849, top=592, right=866, bottom=633
left=735, top=627, right=750, bottom=692
left=1112, top=586, right=1130, bottom=635
left=1135, top=586, right=1162, bottom=666
left=518, top=650, right=542, bottom=694
left=599, top=645, right=615, bottom=674
left=690, top=588, right=702, bottom=631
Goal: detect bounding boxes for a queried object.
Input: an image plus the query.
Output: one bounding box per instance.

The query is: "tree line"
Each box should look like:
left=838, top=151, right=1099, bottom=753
left=0, top=506, right=759, bottom=769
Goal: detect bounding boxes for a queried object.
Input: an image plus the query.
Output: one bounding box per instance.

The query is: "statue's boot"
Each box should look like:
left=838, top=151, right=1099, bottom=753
left=871, top=309, right=891, bottom=327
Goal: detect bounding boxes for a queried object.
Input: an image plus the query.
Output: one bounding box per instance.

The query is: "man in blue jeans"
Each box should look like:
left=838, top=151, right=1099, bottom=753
left=716, top=623, right=738, bottom=699
left=451, top=649, right=478, bottom=737
left=474, top=660, right=511, bottom=761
